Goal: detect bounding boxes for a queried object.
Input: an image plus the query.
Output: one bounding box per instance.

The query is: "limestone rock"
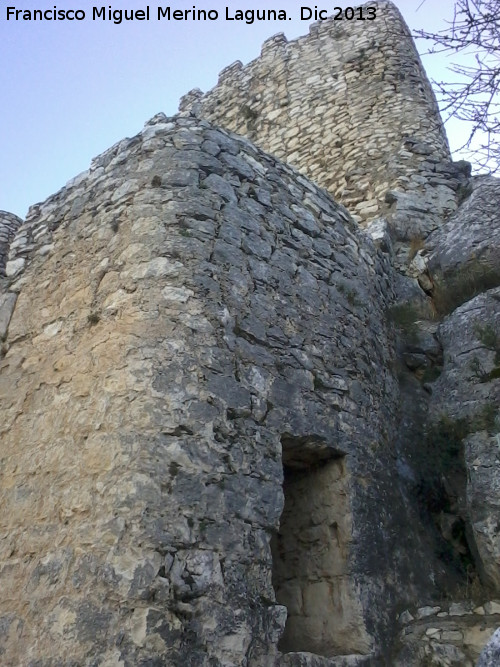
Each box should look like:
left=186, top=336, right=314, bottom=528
left=465, top=431, right=500, bottom=591
left=0, top=292, right=17, bottom=340
left=427, top=289, right=500, bottom=592
left=426, top=177, right=500, bottom=316
left=428, top=176, right=500, bottom=279
left=432, top=287, right=500, bottom=423
left=477, top=628, right=500, bottom=667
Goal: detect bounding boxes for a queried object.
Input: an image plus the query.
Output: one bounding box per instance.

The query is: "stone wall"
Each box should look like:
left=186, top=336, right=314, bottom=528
left=396, top=601, right=500, bottom=666
left=0, top=114, right=413, bottom=665
left=2, top=110, right=478, bottom=666
left=179, top=1, right=458, bottom=237
left=0, top=211, right=22, bottom=277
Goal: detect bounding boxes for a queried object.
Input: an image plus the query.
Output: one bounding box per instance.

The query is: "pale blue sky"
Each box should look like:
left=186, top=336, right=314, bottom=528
left=1, top=0, right=464, bottom=218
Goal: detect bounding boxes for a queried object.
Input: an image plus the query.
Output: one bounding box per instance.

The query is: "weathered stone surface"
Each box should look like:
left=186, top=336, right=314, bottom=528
left=1, top=115, right=419, bottom=665
left=477, top=628, right=500, bottom=666
left=465, top=431, right=500, bottom=591
left=0, top=292, right=17, bottom=340
left=0, top=210, right=23, bottom=276
left=427, top=176, right=500, bottom=279
left=280, top=653, right=374, bottom=667
left=432, top=288, right=500, bottom=423
left=425, top=289, right=500, bottom=595
left=395, top=603, right=500, bottom=666
left=179, top=1, right=457, bottom=232
left=1, top=3, right=500, bottom=665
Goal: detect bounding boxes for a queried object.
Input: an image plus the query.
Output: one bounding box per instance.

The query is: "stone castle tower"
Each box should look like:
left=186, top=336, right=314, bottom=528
left=179, top=1, right=457, bottom=239
left=1, top=2, right=499, bottom=665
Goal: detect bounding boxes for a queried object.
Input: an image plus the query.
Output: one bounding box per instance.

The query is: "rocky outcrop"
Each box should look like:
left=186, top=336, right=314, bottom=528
left=434, top=287, right=500, bottom=595
left=417, top=175, right=500, bottom=310
left=427, top=176, right=500, bottom=279
left=392, top=214, right=500, bottom=665
left=466, top=430, right=500, bottom=593
left=423, top=236, right=500, bottom=601
left=431, top=288, right=500, bottom=425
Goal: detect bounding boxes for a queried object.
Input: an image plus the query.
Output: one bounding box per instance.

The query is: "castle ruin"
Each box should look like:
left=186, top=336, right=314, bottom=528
left=0, top=2, right=499, bottom=665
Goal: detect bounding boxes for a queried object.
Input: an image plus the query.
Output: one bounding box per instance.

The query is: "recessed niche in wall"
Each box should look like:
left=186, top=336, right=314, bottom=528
left=271, top=434, right=369, bottom=657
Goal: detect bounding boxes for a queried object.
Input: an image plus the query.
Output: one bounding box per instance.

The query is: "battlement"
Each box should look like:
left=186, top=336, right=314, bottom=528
left=179, top=1, right=453, bottom=232
left=260, top=31, right=288, bottom=56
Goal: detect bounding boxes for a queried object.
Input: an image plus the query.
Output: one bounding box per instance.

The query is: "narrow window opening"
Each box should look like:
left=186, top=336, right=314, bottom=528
left=271, top=434, right=367, bottom=657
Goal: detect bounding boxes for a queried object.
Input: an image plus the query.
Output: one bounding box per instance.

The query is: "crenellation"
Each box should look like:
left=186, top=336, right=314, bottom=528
left=181, top=1, right=454, bottom=241
left=217, top=59, right=243, bottom=86
left=260, top=31, right=288, bottom=56
left=178, top=87, right=204, bottom=115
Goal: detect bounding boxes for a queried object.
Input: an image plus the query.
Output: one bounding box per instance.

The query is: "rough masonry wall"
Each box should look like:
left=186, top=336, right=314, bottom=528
left=179, top=1, right=456, bottom=235
left=0, top=114, right=415, bottom=665
left=0, top=211, right=23, bottom=277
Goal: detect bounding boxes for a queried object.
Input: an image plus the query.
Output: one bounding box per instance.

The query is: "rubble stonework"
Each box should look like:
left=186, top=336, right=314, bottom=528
left=396, top=601, right=500, bottom=666
left=0, top=115, right=406, bottom=665
left=0, top=2, right=500, bottom=665
left=0, top=211, right=23, bottom=277
left=179, top=1, right=461, bottom=241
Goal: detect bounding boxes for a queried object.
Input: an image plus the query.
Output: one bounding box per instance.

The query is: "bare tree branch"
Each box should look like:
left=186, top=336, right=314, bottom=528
left=415, top=0, right=500, bottom=172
